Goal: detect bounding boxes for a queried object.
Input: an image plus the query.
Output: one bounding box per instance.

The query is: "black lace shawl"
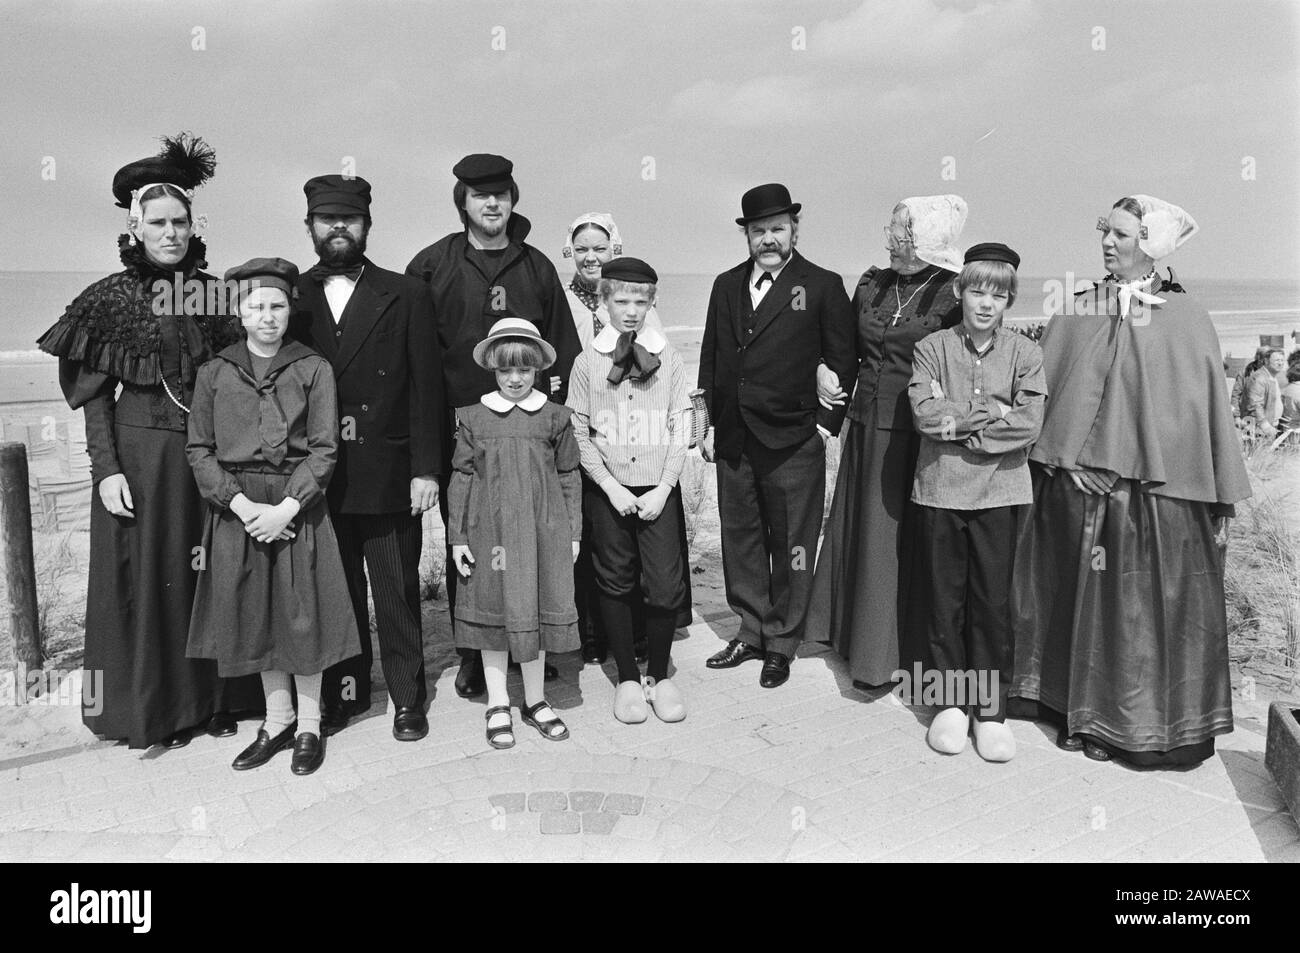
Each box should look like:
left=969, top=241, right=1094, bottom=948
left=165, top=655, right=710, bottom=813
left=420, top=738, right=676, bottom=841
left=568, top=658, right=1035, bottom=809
left=35, top=235, right=240, bottom=386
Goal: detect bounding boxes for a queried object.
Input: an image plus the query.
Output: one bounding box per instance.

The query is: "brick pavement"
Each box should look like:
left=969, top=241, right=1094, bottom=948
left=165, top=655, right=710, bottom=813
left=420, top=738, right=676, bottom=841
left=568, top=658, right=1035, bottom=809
left=1, top=593, right=1297, bottom=862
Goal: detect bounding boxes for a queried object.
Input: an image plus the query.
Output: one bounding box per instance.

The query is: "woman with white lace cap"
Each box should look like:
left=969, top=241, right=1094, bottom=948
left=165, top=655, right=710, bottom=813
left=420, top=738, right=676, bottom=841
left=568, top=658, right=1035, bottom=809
left=805, top=195, right=967, bottom=691
left=1008, top=195, right=1251, bottom=768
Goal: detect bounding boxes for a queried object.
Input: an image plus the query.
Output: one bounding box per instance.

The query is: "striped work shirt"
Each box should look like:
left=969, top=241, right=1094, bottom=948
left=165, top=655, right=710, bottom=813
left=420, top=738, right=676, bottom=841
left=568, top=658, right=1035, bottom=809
left=566, top=324, right=692, bottom=491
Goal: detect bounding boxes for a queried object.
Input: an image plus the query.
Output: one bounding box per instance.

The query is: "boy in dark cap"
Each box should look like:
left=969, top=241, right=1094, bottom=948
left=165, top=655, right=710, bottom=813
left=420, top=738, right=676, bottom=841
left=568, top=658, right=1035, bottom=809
left=290, top=174, right=445, bottom=741
left=406, top=154, right=580, bottom=697
left=566, top=258, right=693, bottom=724
left=905, top=242, right=1045, bottom=761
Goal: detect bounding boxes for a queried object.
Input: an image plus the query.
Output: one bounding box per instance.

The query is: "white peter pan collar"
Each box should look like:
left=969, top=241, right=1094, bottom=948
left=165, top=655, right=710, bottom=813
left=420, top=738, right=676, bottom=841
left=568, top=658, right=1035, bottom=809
left=592, top=323, right=667, bottom=355
left=481, top=389, right=547, bottom=413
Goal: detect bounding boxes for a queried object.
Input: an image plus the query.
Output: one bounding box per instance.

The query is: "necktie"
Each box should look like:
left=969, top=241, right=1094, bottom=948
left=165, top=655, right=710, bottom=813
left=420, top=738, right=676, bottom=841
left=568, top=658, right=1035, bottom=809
left=307, top=262, right=363, bottom=282
left=607, top=331, right=661, bottom=385
left=755, top=271, right=773, bottom=290
left=256, top=375, right=290, bottom=466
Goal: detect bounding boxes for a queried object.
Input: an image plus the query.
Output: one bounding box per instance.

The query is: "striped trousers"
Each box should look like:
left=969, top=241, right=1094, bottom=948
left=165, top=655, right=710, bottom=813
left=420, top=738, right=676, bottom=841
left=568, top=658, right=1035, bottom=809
left=322, top=511, right=427, bottom=710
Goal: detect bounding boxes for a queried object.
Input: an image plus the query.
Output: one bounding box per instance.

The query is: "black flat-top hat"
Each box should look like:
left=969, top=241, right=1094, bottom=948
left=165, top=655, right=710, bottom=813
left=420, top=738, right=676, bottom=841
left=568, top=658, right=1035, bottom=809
left=964, top=242, right=1021, bottom=269
left=304, top=175, right=372, bottom=216
left=601, top=257, right=658, bottom=284
left=225, top=257, right=300, bottom=297
left=112, top=133, right=217, bottom=209
left=453, top=154, right=515, bottom=192
left=736, top=183, right=802, bottom=225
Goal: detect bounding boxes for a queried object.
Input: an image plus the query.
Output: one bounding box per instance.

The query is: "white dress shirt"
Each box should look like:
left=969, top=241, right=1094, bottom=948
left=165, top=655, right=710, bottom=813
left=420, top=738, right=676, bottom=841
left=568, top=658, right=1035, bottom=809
left=749, top=258, right=790, bottom=311
left=324, top=269, right=363, bottom=324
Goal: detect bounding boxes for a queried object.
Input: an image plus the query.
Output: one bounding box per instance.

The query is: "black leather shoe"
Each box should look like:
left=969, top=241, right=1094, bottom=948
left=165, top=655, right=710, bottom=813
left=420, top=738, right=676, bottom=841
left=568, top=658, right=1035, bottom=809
left=581, top=642, right=607, bottom=664
left=759, top=652, right=791, bottom=689
left=161, top=728, right=192, bottom=750
left=1082, top=739, right=1112, bottom=762
left=1056, top=729, right=1085, bottom=752
left=706, top=639, right=764, bottom=669
left=204, top=712, right=237, bottom=738
left=231, top=723, right=297, bottom=770
left=393, top=706, right=429, bottom=742
left=291, top=732, right=325, bottom=775
left=455, top=657, right=486, bottom=698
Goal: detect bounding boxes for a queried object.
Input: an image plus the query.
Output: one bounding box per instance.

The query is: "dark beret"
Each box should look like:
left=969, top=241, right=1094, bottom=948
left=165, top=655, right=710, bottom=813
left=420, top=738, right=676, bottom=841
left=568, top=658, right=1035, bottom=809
left=601, top=257, right=658, bottom=284
left=964, top=242, right=1020, bottom=269
left=224, top=257, right=300, bottom=297
left=304, top=175, right=372, bottom=215
left=452, top=153, right=515, bottom=192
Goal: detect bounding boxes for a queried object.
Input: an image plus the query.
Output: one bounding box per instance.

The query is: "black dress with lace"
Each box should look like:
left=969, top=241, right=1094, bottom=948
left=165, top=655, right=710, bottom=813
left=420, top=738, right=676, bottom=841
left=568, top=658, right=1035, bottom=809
left=37, top=237, right=262, bottom=747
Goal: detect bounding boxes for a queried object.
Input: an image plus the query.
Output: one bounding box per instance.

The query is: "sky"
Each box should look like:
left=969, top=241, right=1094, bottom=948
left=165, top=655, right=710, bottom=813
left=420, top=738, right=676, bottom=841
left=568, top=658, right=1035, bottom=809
left=1, top=0, right=1297, bottom=281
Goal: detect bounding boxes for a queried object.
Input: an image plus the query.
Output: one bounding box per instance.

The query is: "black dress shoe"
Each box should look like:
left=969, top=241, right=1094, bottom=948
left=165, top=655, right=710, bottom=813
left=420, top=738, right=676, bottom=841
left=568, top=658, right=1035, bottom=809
left=1082, top=738, right=1112, bottom=762
left=393, top=706, right=429, bottom=742
left=455, top=657, right=486, bottom=698
left=204, top=712, right=237, bottom=738
left=581, top=642, right=607, bottom=664
left=759, top=652, right=791, bottom=689
left=706, top=639, right=764, bottom=669
left=1056, top=729, right=1085, bottom=752
left=161, top=728, right=192, bottom=750
left=231, top=722, right=297, bottom=770
left=291, top=732, right=325, bottom=775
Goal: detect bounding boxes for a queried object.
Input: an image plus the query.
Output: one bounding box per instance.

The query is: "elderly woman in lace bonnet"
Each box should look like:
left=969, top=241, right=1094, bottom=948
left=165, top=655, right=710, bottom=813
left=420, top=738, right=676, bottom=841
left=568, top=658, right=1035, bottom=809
left=36, top=133, right=261, bottom=750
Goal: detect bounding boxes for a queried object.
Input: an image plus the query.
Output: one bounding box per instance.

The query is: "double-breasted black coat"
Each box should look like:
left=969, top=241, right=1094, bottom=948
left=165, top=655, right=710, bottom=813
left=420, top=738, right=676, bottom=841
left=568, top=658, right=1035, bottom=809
left=291, top=259, right=444, bottom=514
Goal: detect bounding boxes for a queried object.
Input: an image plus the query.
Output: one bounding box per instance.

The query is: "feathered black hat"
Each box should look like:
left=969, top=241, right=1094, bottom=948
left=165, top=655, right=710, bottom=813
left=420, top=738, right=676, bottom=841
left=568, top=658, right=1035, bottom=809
left=112, top=132, right=217, bottom=209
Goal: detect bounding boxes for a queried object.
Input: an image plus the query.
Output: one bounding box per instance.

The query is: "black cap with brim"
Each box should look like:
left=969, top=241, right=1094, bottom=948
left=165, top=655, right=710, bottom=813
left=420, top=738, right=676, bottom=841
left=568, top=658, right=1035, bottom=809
left=304, top=175, right=372, bottom=216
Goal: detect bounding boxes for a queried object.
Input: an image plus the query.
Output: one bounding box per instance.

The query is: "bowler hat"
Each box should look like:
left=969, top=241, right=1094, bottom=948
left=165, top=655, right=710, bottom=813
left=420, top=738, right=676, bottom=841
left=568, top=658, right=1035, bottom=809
left=304, top=175, right=372, bottom=216
left=472, top=317, right=556, bottom=370
left=736, top=183, right=802, bottom=226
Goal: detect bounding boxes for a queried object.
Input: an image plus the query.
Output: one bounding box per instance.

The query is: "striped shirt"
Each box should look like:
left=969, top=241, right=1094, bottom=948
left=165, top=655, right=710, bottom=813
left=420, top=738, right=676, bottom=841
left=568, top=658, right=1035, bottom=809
left=566, top=325, right=692, bottom=490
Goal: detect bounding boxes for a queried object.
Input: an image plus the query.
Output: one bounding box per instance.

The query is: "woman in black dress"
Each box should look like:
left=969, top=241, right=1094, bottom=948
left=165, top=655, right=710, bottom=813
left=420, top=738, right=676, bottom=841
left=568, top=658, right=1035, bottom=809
left=36, top=134, right=261, bottom=749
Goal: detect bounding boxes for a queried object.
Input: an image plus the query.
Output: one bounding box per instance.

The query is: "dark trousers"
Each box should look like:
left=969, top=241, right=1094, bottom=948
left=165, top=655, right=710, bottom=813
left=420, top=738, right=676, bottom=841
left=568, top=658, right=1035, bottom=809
left=323, top=510, right=427, bottom=710
left=715, top=430, right=825, bottom=658
left=587, top=481, right=689, bottom=682
left=436, top=467, right=478, bottom=667
left=908, top=504, right=1015, bottom=721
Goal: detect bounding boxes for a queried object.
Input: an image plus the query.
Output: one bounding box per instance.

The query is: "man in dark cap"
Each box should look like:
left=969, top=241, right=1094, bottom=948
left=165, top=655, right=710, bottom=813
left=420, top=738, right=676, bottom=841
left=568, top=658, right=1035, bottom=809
left=406, top=154, right=580, bottom=697
left=291, top=174, right=444, bottom=741
left=698, top=183, right=857, bottom=688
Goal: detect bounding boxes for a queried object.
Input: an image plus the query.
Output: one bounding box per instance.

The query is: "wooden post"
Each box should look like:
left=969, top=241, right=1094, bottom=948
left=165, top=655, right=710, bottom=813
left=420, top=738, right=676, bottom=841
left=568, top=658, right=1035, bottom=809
left=1, top=442, right=42, bottom=700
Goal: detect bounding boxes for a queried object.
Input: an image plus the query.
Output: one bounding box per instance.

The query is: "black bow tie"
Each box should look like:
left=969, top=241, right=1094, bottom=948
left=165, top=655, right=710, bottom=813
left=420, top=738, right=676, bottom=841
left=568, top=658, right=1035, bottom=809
left=607, top=331, right=661, bottom=385
left=755, top=271, right=774, bottom=289
left=308, top=262, right=363, bottom=282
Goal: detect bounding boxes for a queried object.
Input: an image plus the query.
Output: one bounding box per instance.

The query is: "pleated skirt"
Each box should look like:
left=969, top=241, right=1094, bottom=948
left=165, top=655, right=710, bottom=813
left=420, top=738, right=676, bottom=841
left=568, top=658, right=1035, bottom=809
left=186, top=469, right=360, bottom=678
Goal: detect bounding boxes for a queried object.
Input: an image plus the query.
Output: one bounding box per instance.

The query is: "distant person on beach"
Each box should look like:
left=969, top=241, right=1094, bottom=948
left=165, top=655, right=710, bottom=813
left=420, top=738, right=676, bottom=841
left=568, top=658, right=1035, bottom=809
left=905, top=243, right=1044, bottom=762
left=568, top=258, right=693, bottom=724
left=448, top=319, right=581, bottom=750
left=34, top=134, right=262, bottom=749
left=186, top=258, right=359, bottom=776
left=406, top=154, right=580, bottom=698
left=698, top=183, right=857, bottom=689
left=560, top=212, right=677, bottom=665
left=1009, top=195, right=1251, bottom=768
left=290, top=176, right=444, bottom=743
left=1242, top=348, right=1285, bottom=437
left=804, top=195, right=966, bottom=690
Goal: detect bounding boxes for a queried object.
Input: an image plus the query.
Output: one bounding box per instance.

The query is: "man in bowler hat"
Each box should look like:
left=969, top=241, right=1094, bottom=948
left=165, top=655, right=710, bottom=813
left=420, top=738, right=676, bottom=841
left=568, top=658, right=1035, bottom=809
left=291, top=175, right=444, bottom=740
left=406, top=154, right=580, bottom=697
left=698, top=183, right=856, bottom=687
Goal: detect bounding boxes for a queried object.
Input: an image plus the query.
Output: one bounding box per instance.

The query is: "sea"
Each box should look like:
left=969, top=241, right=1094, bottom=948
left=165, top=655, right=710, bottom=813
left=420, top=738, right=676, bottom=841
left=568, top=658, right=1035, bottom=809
left=2, top=269, right=1298, bottom=368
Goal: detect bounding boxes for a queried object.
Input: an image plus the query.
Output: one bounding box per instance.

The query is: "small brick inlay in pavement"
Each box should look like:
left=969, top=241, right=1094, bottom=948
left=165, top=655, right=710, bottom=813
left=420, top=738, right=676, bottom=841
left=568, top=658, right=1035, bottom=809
left=539, top=811, right=581, bottom=835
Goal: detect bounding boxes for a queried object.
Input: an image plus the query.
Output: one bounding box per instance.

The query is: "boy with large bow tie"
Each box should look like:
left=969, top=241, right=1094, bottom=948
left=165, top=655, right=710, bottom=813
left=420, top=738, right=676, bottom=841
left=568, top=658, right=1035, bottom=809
left=566, top=258, right=693, bottom=724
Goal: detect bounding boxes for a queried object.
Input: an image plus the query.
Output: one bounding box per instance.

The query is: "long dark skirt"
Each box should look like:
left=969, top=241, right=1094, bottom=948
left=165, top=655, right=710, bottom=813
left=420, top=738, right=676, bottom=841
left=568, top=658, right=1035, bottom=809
left=187, top=469, right=360, bottom=678
left=805, top=419, right=924, bottom=685
left=1009, top=466, right=1233, bottom=765
left=82, top=425, right=262, bottom=749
